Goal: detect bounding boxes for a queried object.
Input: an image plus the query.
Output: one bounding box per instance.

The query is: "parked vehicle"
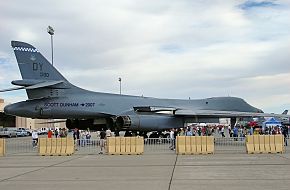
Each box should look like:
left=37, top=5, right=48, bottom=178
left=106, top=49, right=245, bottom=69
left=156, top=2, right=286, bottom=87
left=16, top=129, right=29, bottom=137
left=25, top=128, right=32, bottom=136
left=37, top=127, right=49, bottom=135
left=17, top=128, right=31, bottom=136
left=0, top=127, right=17, bottom=138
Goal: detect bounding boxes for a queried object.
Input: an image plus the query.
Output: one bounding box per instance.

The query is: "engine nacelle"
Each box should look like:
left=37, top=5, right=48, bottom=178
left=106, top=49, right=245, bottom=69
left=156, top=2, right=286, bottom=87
left=66, top=119, right=94, bottom=130
left=66, top=118, right=116, bottom=131
left=116, top=114, right=182, bottom=131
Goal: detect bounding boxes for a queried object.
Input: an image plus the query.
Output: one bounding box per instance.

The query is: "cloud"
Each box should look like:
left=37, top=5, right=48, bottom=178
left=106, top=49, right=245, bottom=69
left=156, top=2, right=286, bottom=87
left=238, top=0, right=279, bottom=10
left=0, top=0, right=290, bottom=113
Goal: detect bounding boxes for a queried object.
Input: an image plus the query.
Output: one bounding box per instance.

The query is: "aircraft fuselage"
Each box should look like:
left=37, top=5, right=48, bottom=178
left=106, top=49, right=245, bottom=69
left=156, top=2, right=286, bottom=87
left=4, top=88, right=261, bottom=119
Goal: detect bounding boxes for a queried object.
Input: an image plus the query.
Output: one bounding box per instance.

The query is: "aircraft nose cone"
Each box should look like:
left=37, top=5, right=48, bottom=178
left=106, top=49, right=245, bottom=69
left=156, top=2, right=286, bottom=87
left=4, top=101, right=38, bottom=118
left=4, top=104, right=14, bottom=115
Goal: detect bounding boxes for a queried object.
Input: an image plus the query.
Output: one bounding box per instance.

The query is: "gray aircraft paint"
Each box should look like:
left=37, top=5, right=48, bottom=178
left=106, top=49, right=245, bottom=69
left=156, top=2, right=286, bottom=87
left=2, top=41, right=288, bottom=131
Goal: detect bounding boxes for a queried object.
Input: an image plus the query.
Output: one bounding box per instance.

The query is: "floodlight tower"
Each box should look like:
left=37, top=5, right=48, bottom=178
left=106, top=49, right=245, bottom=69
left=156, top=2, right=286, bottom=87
left=47, top=26, right=54, bottom=65
left=119, top=77, right=122, bottom=95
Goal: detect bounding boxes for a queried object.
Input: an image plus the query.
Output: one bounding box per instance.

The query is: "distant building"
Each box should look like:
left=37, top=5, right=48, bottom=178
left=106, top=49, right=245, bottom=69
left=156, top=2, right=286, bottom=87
left=0, top=98, right=15, bottom=128
left=0, top=98, right=4, bottom=111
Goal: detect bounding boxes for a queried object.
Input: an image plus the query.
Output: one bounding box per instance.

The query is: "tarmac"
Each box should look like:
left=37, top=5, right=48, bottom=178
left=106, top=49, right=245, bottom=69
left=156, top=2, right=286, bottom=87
left=1, top=151, right=290, bottom=190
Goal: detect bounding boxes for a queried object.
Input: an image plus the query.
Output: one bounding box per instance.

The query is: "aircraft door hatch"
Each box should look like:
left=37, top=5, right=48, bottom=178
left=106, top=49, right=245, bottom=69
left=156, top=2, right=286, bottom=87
left=35, top=106, right=51, bottom=117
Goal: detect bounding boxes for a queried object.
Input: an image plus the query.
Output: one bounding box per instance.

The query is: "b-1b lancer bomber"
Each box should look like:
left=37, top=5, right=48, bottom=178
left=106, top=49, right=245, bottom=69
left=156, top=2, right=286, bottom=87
left=1, top=41, right=288, bottom=133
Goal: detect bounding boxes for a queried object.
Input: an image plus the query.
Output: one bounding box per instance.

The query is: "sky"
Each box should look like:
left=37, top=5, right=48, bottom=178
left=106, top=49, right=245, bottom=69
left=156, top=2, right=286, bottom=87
left=0, top=0, right=290, bottom=113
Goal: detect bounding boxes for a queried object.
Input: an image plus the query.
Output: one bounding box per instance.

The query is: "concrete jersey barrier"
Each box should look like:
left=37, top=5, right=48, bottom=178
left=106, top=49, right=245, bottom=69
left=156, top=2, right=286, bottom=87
left=107, top=137, right=144, bottom=155
left=39, top=137, right=75, bottom=156
left=246, top=135, right=284, bottom=154
left=0, top=138, right=5, bottom=156
left=176, top=136, right=214, bottom=155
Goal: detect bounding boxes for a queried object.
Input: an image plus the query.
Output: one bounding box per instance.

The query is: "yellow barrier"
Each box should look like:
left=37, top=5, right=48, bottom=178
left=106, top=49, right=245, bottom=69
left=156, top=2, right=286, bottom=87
left=259, top=135, right=266, bottom=153
left=107, top=137, right=116, bottom=153
left=253, top=135, right=260, bottom=152
left=246, top=135, right=254, bottom=154
left=246, top=135, right=284, bottom=154
left=206, top=136, right=214, bottom=154
left=0, top=138, right=5, bottom=156
left=176, top=136, right=214, bottom=155
left=130, top=137, right=136, bottom=152
left=196, top=136, right=202, bottom=153
left=190, top=136, right=197, bottom=154
left=39, top=138, right=74, bottom=156
left=39, top=138, right=47, bottom=155
left=269, top=135, right=275, bottom=153
left=61, top=138, right=67, bottom=155
left=107, top=137, right=144, bottom=155
left=275, top=135, right=284, bottom=153
left=178, top=136, right=186, bottom=153
left=120, top=137, right=126, bottom=154
left=136, top=137, right=144, bottom=154
left=201, top=136, right=207, bottom=154
left=264, top=135, right=270, bottom=153
left=51, top=138, right=57, bottom=155
left=66, top=138, right=74, bottom=154
left=185, top=136, right=191, bottom=154
left=115, top=137, right=121, bottom=154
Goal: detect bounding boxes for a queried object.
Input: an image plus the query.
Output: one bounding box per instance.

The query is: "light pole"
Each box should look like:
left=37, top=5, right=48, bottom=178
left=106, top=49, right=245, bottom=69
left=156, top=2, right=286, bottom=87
left=47, top=26, right=54, bottom=65
left=118, top=77, right=122, bottom=95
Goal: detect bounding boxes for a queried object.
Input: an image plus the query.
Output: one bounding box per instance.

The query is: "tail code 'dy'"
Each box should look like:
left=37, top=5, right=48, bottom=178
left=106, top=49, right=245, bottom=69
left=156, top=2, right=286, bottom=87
left=11, top=41, right=73, bottom=99
left=11, top=41, right=67, bottom=81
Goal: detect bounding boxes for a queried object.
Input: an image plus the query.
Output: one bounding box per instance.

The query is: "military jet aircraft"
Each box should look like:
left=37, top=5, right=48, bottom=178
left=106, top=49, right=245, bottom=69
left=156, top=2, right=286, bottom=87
left=1, top=41, right=288, bottom=132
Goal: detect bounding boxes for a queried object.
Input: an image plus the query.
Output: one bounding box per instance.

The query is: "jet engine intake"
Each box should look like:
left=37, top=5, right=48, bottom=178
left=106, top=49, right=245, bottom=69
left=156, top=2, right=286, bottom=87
left=116, top=114, right=182, bottom=131
left=116, top=116, right=132, bottom=128
left=66, top=119, right=95, bottom=130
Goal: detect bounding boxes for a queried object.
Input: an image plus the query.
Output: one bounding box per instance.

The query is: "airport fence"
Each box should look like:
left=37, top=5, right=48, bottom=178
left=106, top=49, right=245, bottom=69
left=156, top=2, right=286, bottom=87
left=214, top=137, right=246, bottom=153
left=1, top=136, right=289, bottom=156
left=4, top=137, right=38, bottom=155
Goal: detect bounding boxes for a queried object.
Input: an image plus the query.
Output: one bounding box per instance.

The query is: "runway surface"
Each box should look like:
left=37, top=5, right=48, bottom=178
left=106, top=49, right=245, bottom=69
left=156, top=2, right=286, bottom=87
left=0, top=151, right=290, bottom=190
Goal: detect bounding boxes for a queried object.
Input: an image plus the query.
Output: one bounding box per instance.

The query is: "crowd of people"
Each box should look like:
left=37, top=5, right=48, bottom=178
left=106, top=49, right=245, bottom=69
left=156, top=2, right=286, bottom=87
left=31, top=124, right=289, bottom=151
left=31, top=128, right=69, bottom=148
left=72, top=128, right=112, bottom=154
left=170, top=124, right=289, bottom=138
left=167, top=124, right=289, bottom=150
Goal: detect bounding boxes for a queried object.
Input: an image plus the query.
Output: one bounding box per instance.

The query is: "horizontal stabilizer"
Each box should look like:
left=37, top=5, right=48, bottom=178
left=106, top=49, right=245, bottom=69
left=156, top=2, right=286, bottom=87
left=25, top=80, right=64, bottom=89
left=0, top=80, right=66, bottom=93
left=0, top=86, right=25, bottom=92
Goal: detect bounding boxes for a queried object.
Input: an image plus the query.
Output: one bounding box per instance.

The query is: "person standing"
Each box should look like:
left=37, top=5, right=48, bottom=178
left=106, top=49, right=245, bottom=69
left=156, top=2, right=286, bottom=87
left=197, top=127, right=201, bottom=136
left=282, top=125, right=289, bottom=146
left=85, top=130, right=91, bottom=145
left=233, top=126, right=239, bottom=141
left=47, top=130, right=52, bottom=138
left=54, top=129, right=58, bottom=138
left=99, top=129, right=106, bottom=154
left=250, top=127, right=254, bottom=135
left=73, top=128, right=77, bottom=141
left=32, top=130, right=39, bottom=148
left=106, top=128, right=112, bottom=138
left=76, top=128, right=80, bottom=146
left=169, top=128, right=175, bottom=150
left=80, top=131, right=86, bottom=147
left=186, top=128, right=193, bottom=136
left=73, top=128, right=80, bottom=148
left=221, top=126, right=225, bottom=137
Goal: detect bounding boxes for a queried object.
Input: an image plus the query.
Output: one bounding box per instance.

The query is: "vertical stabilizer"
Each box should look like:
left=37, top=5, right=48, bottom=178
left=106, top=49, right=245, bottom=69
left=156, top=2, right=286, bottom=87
left=11, top=41, right=72, bottom=99
left=11, top=41, right=67, bottom=81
